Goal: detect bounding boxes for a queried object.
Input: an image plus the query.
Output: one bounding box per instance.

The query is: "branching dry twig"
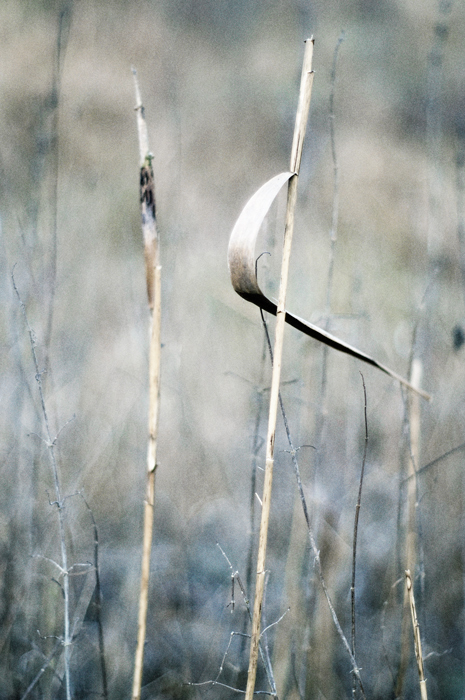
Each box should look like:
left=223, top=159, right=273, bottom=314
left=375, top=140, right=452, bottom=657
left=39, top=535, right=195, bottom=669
left=405, top=441, right=465, bottom=481
left=217, top=543, right=277, bottom=695
left=189, top=543, right=288, bottom=698
left=12, top=270, right=72, bottom=700
left=260, top=312, right=366, bottom=698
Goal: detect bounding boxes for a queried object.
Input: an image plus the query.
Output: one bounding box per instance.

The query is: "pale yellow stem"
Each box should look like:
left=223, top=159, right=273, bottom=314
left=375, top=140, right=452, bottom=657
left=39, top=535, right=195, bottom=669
left=244, top=39, right=314, bottom=700
left=131, top=69, right=162, bottom=700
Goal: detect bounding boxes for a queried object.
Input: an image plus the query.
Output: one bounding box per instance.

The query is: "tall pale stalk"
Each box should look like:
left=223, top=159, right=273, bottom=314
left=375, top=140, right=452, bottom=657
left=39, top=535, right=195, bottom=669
left=244, top=39, right=314, bottom=700
left=131, top=69, right=162, bottom=700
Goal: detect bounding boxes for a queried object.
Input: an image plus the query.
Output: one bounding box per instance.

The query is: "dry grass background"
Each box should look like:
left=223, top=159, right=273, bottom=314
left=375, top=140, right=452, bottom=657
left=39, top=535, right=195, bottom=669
left=0, top=0, right=464, bottom=698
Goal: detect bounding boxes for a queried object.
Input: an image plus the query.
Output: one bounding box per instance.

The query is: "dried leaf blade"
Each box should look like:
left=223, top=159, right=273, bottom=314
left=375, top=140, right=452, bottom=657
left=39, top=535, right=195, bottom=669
left=227, top=173, right=431, bottom=401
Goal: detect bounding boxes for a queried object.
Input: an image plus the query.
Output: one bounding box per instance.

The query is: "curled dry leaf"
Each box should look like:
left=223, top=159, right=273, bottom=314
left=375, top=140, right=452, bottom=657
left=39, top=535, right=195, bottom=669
left=227, top=172, right=431, bottom=401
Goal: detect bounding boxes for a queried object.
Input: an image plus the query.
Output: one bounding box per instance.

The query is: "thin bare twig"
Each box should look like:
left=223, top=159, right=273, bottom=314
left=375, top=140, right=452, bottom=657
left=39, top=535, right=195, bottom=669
left=50, top=565, right=97, bottom=696
left=403, top=442, right=465, bottom=482
left=243, top=332, right=268, bottom=660
left=189, top=543, right=284, bottom=697
left=44, top=2, right=73, bottom=372
left=260, top=311, right=366, bottom=698
left=217, top=543, right=276, bottom=695
left=12, top=270, right=72, bottom=700
left=190, top=677, right=276, bottom=696
left=315, top=32, right=345, bottom=486
left=326, top=30, right=345, bottom=310
left=81, top=494, right=108, bottom=699
left=261, top=607, right=290, bottom=638
left=351, top=374, right=368, bottom=698
left=19, top=639, right=62, bottom=700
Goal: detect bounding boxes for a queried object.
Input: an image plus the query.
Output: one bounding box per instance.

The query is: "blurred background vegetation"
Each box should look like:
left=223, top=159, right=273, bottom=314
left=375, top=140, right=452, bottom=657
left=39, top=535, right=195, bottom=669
left=0, top=0, right=464, bottom=697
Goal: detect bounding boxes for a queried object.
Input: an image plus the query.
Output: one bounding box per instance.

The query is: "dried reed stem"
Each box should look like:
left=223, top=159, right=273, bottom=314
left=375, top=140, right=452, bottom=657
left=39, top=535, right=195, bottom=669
left=244, top=39, right=314, bottom=700
left=405, top=570, right=428, bottom=700
left=131, top=68, right=162, bottom=700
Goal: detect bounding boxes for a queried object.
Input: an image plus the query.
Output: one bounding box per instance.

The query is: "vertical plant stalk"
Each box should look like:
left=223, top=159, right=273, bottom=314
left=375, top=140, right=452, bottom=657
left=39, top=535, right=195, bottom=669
left=242, top=333, right=268, bottom=662
left=81, top=495, right=108, bottom=699
left=405, top=570, right=428, bottom=700
left=306, top=35, right=344, bottom=693
left=456, top=136, right=465, bottom=306
left=326, top=30, right=345, bottom=312
left=407, top=360, right=422, bottom=571
left=397, top=359, right=423, bottom=697
left=44, top=2, right=73, bottom=368
left=20, top=640, right=62, bottom=700
left=426, top=0, right=452, bottom=259
left=131, top=69, right=162, bottom=700
left=244, top=39, right=314, bottom=700
left=313, top=28, right=345, bottom=492
left=12, top=274, right=72, bottom=700
left=351, top=374, right=368, bottom=698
